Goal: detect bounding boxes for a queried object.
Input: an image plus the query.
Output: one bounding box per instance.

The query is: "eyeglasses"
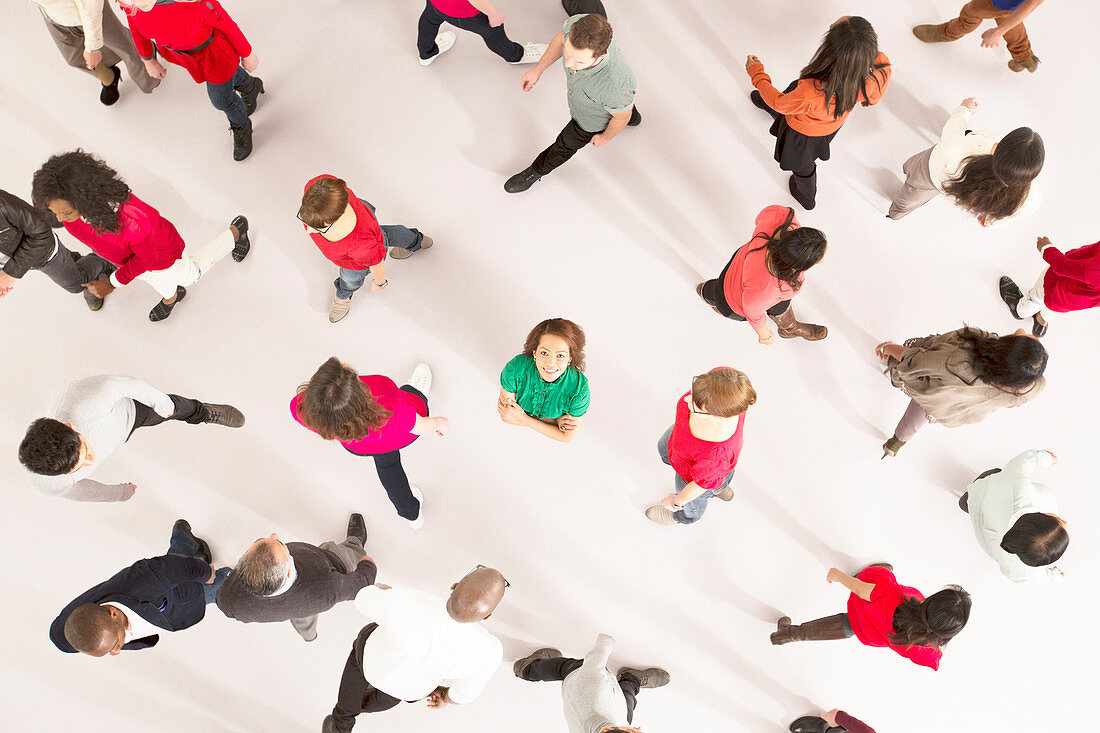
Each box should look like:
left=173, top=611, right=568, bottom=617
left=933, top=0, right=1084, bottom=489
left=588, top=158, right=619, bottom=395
left=689, top=376, right=709, bottom=415
left=296, top=210, right=334, bottom=234
left=475, top=564, right=510, bottom=588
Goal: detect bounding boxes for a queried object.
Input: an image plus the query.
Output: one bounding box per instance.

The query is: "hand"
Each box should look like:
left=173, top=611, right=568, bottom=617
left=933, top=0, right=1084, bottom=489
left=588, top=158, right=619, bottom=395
left=745, top=54, right=761, bottom=71
left=374, top=582, right=392, bottom=590
left=241, top=52, right=259, bottom=73
left=826, top=567, right=846, bottom=584
left=961, top=97, right=979, bottom=112
left=0, top=270, right=17, bottom=296
left=144, top=58, right=167, bottom=79
left=1037, top=235, right=1052, bottom=252
left=660, top=493, right=681, bottom=510
left=487, top=9, right=505, bottom=27
left=82, top=279, right=115, bottom=298
left=206, top=566, right=217, bottom=584
left=556, top=415, right=579, bottom=432
left=432, top=417, right=450, bottom=437
left=875, top=341, right=895, bottom=360
left=426, top=687, right=449, bottom=709
left=821, top=709, right=840, bottom=727
left=591, top=133, right=610, bottom=147
left=521, top=68, right=541, bottom=92
left=83, top=49, right=103, bottom=70
left=980, top=27, right=1004, bottom=48
left=1045, top=450, right=1059, bottom=465
left=499, top=402, right=528, bottom=426
left=757, top=329, right=776, bottom=345
left=371, top=279, right=388, bottom=293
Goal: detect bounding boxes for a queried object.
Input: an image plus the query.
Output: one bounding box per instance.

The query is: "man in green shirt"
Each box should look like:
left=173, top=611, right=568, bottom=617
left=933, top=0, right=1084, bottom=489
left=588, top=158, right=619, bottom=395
left=505, top=12, right=639, bottom=193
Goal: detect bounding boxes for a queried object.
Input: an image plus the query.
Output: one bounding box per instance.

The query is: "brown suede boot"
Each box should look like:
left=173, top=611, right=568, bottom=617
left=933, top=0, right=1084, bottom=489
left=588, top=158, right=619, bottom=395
left=770, top=614, right=853, bottom=645
left=1007, top=55, right=1040, bottom=73
left=912, top=24, right=949, bottom=43
left=769, top=306, right=827, bottom=341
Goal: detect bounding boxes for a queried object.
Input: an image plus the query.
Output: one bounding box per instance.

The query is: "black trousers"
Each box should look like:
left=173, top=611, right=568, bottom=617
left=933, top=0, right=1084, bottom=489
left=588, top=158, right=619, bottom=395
left=128, top=395, right=209, bottom=439
left=702, top=246, right=790, bottom=320
left=563, top=0, right=608, bottom=18
left=520, top=656, right=641, bottom=724
left=417, top=1, right=523, bottom=61
left=532, top=107, right=641, bottom=176
left=959, top=467, right=1002, bottom=512
left=332, top=624, right=403, bottom=732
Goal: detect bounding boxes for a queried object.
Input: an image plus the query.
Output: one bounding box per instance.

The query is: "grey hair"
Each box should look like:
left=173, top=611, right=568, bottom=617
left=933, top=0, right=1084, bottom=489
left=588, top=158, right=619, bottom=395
left=235, top=541, right=290, bottom=596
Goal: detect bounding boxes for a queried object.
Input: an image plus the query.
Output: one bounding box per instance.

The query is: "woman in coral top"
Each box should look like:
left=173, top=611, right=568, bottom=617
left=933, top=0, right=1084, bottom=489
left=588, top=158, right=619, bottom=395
left=697, top=205, right=827, bottom=344
left=770, top=564, right=971, bottom=671
left=291, top=358, right=450, bottom=529
left=117, top=0, right=264, bottom=161
left=645, top=367, right=754, bottom=526
left=1000, top=235, right=1100, bottom=337
left=746, top=16, right=891, bottom=210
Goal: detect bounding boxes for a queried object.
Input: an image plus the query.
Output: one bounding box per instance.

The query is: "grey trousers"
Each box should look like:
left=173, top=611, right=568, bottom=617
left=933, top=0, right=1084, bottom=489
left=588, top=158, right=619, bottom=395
left=41, top=1, right=160, bottom=93
left=887, top=146, right=939, bottom=219
left=289, top=536, right=366, bottom=641
left=38, top=241, right=115, bottom=294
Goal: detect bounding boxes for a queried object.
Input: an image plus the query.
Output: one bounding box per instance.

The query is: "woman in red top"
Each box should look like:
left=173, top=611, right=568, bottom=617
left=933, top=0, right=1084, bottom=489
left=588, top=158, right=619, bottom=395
left=117, top=0, right=264, bottom=161
left=745, top=16, right=891, bottom=210
left=1000, top=235, right=1100, bottom=338
left=645, top=368, right=754, bottom=526
left=298, top=176, right=433, bottom=323
left=770, top=564, right=971, bottom=671
left=291, top=358, right=450, bottom=529
left=697, top=205, right=827, bottom=343
left=31, top=150, right=250, bottom=321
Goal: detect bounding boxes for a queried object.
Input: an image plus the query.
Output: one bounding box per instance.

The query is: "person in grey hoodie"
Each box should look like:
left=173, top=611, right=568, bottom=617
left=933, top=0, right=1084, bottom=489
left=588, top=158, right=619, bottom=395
left=513, top=633, right=669, bottom=733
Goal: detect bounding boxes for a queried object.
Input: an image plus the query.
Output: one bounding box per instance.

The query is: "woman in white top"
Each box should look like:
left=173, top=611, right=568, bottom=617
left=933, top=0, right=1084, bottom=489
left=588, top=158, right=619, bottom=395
left=888, top=98, right=1043, bottom=227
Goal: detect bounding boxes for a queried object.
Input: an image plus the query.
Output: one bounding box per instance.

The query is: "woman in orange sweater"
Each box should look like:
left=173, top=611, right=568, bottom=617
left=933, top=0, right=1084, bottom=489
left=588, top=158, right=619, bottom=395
left=746, top=16, right=891, bottom=210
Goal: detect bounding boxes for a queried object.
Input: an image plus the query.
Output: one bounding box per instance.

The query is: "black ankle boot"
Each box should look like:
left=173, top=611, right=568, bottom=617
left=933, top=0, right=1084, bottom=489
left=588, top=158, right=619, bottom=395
left=235, top=76, right=265, bottom=116
left=231, top=119, right=253, bottom=161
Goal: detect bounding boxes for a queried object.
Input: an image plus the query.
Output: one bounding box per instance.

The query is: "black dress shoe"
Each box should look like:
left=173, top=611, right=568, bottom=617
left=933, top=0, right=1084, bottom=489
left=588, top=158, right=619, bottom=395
left=235, top=75, right=265, bottom=116
left=1032, top=315, right=1048, bottom=337
left=149, top=286, right=186, bottom=321
left=999, top=276, right=1025, bottom=319
left=172, top=519, right=213, bottom=563
left=505, top=167, right=542, bottom=193
left=789, top=715, right=827, bottom=733
left=230, top=214, right=250, bottom=261
left=347, top=513, right=368, bottom=545
left=100, top=65, right=121, bottom=106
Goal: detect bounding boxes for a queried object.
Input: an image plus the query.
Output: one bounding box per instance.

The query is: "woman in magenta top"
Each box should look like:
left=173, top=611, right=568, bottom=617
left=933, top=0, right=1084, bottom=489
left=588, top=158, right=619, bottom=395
left=770, top=564, right=971, bottom=671
left=291, top=358, right=450, bottom=529
left=645, top=367, right=755, bottom=526
left=697, top=205, right=828, bottom=344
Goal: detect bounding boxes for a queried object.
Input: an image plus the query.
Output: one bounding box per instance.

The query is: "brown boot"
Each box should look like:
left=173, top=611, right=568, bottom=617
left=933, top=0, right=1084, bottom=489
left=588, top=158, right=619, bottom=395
left=769, top=305, right=827, bottom=341
left=1007, top=55, right=1040, bottom=73
left=771, top=614, right=852, bottom=645
left=912, top=24, right=949, bottom=43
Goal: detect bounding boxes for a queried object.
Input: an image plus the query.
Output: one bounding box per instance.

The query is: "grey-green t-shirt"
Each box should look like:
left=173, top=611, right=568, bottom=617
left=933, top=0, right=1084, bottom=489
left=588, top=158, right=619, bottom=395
left=562, top=14, right=636, bottom=133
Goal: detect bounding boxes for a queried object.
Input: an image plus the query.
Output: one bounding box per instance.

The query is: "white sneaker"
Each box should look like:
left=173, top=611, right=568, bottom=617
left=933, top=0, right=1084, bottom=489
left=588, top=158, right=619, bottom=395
left=419, top=31, right=456, bottom=66
left=408, top=362, right=432, bottom=396
left=408, top=485, right=424, bottom=530
left=329, top=296, right=352, bottom=323
left=509, top=43, right=548, bottom=64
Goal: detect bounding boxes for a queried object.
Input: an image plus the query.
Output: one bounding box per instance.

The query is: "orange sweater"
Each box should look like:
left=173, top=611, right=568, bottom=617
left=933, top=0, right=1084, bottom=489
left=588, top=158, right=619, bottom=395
left=748, top=52, right=891, bottom=137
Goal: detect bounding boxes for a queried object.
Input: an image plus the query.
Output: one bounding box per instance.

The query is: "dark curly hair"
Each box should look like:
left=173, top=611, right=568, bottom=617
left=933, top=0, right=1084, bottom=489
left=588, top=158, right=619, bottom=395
left=956, top=326, right=1048, bottom=392
left=942, top=127, right=1043, bottom=223
left=19, top=418, right=82, bottom=475
left=889, top=586, right=971, bottom=649
left=31, top=150, right=131, bottom=233
left=748, top=208, right=827, bottom=291
left=296, top=357, right=392, bottom=441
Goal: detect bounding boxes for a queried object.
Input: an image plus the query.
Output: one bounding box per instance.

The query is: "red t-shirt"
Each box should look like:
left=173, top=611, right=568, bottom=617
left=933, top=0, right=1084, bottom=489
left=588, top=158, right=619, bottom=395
left=303, top=175, right=386, bottom=271
left=430, top=0, right=479, bottom=18
left=290, top=375, right=427, bottom=455
left=846, top=567, right=943, bottom=670
left=1042, top=241, right=1100, bottom=313
left=668, top=391, right=746, bottom=491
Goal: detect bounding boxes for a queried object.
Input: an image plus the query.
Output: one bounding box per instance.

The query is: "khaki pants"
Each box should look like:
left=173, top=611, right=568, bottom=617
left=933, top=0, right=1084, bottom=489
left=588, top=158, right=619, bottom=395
left=888, top=146, right=940, bottom=219
left=41, top=0, right=160, bottom=93
left=940, top=0, right=1034, bottom=60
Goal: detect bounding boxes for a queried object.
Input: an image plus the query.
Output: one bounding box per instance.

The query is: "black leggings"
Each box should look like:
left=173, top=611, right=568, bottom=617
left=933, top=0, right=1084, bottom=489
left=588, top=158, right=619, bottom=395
left=128, top=395, right=209, bottom=439
left=347, top=385, right=428, bottom=521
left=702, top=247, right=790, bottom=320
left=520, top=656, right=641, bottom=723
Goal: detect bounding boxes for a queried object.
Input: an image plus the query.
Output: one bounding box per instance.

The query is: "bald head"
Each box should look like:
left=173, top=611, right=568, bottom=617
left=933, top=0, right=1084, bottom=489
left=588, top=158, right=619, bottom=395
left=446, top=566, right=507, bottom=623
left=64, top=604, right=125, bottom=657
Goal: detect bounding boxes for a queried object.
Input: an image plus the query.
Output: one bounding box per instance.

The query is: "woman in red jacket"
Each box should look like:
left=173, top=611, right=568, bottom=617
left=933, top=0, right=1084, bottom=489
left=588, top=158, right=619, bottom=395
left=31, top=150, right=250, bottom=321
left=298, top=176, right=433, bottom=323
left=770, top=564, right=971, bottom=671
left=745, top=16, right=891, bottom=210
left=118, top=0, right=263, bottom=161
left=999, top=235, right=1100, bottom=337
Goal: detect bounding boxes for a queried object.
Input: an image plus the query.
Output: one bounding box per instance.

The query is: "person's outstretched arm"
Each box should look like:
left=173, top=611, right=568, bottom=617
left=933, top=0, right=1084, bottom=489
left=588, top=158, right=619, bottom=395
left=981, top=0, right=1046, bottom=47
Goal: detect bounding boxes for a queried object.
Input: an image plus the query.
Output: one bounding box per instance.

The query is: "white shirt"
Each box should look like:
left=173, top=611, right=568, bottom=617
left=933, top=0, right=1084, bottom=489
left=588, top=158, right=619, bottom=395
left=31, top=0, right=107, bottom=52
left=353, top=586, right=503, bottom=704
left=103, top=602, right=165, bottom=644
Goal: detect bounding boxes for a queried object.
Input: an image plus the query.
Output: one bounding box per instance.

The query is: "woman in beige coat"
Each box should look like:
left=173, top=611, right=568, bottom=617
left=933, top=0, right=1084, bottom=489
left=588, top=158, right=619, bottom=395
left=875, top=326, right=1047, bottom=458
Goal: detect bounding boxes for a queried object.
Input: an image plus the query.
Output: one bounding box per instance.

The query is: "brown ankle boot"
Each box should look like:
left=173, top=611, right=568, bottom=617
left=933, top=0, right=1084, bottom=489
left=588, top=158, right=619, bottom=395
left=771, top=614, right=852, bottom=645
left=769, top=305, right=827, bottom=341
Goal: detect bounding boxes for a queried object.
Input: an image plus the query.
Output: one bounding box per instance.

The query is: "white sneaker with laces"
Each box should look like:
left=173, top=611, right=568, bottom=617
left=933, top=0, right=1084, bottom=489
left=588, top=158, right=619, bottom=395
left=509, top=43, right=548, bottom=64
left=408, top=362, right=432, bottom=396
left=408, top=485, right=424, bottom=530
left=419, top=31, right=456, bottom=66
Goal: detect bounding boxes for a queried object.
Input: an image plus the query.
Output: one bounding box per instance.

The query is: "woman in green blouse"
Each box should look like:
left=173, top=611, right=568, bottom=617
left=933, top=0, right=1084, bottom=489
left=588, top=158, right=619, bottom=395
left=498, top=318, right=590, bottom=443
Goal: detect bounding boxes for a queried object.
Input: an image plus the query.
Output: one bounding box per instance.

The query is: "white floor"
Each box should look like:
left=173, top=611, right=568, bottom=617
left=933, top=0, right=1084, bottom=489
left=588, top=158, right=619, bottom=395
left=2, top=1, right=1097, bottom=731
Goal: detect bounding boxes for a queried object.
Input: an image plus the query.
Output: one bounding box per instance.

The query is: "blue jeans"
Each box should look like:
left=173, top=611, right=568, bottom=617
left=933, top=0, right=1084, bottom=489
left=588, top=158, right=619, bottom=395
left=657, top=425, right=734, bottom=525
left=167, top=524, right=229, bottom=605
left=206, top=66, right=251, bottom=128
left=333, top=199, right=424, bottom=299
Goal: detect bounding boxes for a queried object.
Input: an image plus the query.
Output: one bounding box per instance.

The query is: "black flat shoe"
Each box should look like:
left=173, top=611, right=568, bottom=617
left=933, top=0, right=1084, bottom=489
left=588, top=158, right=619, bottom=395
left=999, top=276, right=1025, bottom=319
left=149, top=286, right=186, bottom=321
left=230, top=215, right=250, bottom=261
left=789, top=716, right=827, bottom=733
left=1032, top=315, right=1048, bottom=337
left=100, top=65, right=121, bottom=106
left=505, top=167, right=542, bottom=193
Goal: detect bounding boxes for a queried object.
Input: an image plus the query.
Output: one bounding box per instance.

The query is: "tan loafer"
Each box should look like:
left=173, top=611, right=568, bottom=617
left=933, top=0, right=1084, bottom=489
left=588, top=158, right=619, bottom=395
left=329, top=296, right=352, bottom=323
left=645, top=505, right=678, bottom=525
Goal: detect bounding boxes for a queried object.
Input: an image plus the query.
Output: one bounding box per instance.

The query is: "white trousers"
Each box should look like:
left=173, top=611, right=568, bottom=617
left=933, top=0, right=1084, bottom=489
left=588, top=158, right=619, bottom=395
left=136, top=229, right=235, bottom=299
left=1015, top=271, right=1049, bottom=319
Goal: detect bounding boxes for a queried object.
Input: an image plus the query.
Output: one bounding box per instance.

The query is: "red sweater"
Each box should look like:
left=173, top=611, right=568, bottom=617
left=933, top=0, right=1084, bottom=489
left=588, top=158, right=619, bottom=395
left=126, top=0, right=252, bottom=85
left=63, top=194, right=185, bottom=285
left=668, top=391, right=746, bottom=491
left=846, top=567, right=943, bottom=670
left=303, top=176, right=386, bottom=271
left=1042, top=241, right=1100, bottom=312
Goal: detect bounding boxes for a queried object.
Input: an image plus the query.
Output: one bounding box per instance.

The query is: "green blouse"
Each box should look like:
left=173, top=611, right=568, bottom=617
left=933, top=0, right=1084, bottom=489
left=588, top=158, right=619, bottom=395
left=499, top=354, right=590, bottom=420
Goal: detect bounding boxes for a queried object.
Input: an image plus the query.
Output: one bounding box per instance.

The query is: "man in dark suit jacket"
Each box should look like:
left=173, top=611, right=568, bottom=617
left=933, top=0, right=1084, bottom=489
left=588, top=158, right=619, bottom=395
left=216, top=513, right=376, bottom=641
left=50, top=520, right=228, bottom=656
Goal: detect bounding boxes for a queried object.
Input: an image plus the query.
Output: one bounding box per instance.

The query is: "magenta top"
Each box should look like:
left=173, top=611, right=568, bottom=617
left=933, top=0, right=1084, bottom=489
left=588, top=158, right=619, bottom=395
left=290, top=375, right=427, bottom=455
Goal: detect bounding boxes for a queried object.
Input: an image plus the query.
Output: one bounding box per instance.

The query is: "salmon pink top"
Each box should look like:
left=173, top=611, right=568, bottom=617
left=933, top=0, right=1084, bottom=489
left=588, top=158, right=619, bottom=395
left=290, top=375, right=427, bottom=455
left=722, top=205, right=803, bottom=329
left=303, top=175, right=386, bottom=271
left=668, top=390, right=746, bottom=491
left=1042, top=241, right=1100, bottom=313
left=846, top=566, right=943, bottom=671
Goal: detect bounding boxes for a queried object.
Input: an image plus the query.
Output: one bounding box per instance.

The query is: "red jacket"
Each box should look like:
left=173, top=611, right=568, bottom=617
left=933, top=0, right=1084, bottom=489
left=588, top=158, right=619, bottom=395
left=1042, top=241, right=1100, bottom=313
left=64, top=194, right=185, bottom=285
left=126, top=0, right=252, bottom=85
left=303, top=175, right=386, bottom=271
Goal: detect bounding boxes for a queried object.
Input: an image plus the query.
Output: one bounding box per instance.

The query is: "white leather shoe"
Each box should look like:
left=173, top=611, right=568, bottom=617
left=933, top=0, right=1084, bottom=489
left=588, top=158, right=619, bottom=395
left=509, top=43, right=548, bottom=64
left=419, top=32, right=456, bottom=66
left=408, top=485, right=424, bottom=530
left=408, top=362, right=432, bottom=396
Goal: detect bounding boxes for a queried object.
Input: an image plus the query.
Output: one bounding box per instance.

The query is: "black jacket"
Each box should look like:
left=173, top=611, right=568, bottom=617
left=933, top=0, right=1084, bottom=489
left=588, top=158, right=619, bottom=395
left=50, top=554, right=212, bottom=653
left=0, top=189, right=57, bottom=278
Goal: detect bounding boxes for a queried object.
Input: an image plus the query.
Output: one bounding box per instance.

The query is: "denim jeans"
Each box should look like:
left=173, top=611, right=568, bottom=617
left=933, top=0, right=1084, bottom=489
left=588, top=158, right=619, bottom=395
left=166, top=523, right=228, bottom=605
left=657, top=425, right=734, bottom=525
left=333, top=199, right=424, bottom=299
left=206, top=66, right=251, bottom=128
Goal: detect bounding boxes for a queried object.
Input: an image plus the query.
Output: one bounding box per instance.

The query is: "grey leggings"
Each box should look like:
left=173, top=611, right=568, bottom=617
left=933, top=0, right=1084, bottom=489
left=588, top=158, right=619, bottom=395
left=893, top=399, right=932, bottom=442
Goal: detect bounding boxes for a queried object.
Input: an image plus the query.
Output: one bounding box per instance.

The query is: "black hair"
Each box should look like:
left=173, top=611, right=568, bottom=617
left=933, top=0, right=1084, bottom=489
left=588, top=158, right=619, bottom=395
left=31, top=149, right=131, bottom=233
left=18, top=418, right=82, bottom=475
left=890, top=586, right=971, bottom=648
left=748, top=208, right=827, bottom=290
left=956, top=327, right=1048, bottom=391
left=800, top=16, right=890, bottom=119
left=1001, top=513, right=1069, bottom=567
left=943, top=127, right=1044, bottom=223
